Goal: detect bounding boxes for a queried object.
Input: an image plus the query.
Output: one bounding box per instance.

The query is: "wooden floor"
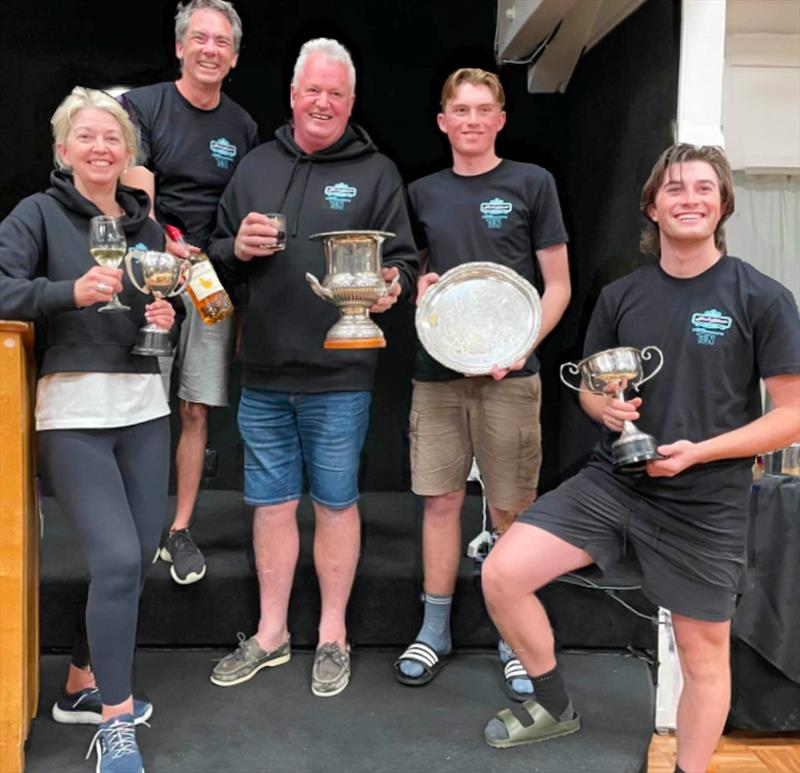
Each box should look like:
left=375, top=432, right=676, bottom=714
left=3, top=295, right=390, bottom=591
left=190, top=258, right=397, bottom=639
left=648, top=731, right=800, bottom=772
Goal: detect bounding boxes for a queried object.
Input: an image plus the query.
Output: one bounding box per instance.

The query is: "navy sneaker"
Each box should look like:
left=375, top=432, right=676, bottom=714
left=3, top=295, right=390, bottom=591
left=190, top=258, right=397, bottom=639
left=86, top=713, right=144, bottom=773
left=52, top=686, right=152, bottom=725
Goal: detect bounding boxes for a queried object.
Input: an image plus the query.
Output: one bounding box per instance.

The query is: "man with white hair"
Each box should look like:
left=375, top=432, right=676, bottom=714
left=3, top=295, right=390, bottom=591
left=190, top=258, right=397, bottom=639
left=121, top=0, right=258, bottom=586
left=207, top=37, right=418, bottom=697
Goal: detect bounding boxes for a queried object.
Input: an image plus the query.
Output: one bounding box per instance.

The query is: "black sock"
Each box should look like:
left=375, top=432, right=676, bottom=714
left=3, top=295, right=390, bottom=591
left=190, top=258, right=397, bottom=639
left=531, top=667, right=570, bottom=718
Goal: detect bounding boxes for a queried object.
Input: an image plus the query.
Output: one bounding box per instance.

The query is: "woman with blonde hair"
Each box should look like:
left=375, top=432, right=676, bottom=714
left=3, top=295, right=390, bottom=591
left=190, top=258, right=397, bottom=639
left=0, top=86, right=175, bottom=772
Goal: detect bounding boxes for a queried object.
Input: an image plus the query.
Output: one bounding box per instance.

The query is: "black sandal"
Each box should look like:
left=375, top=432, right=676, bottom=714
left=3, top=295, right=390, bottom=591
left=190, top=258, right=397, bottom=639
left=393, top=641, right=452, bottom=686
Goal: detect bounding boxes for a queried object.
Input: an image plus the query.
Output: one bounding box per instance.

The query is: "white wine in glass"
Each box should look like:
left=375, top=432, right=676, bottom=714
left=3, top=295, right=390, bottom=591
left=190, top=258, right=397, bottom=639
left=89, top=215, right=130, bottom=312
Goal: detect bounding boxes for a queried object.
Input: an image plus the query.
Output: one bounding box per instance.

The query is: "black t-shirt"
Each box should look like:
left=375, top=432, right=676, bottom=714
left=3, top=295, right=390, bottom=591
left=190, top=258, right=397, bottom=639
left=408, top=159, right=567, bottom=380
left=584, top=255, right=800, bottom=546
left=122, top=83, right=258, bottom=250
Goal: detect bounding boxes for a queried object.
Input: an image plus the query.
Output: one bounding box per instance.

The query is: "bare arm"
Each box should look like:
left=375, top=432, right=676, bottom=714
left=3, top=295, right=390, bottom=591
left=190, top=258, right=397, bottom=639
left=121, top=166, right=156, bottom=219
left=535, top=242, right=571, bottom=345
left=647, top=373, right=800, bottom=477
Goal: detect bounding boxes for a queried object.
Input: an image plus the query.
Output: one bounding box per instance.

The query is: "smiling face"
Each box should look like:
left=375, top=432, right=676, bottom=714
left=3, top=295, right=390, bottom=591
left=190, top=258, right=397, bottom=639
left=290, top=52, right=355, bottom=154
left=57, top=107, right=132, bottom=196
left=647, top=161, right=724, bottom=250
left=437, top=82, right=506, bottom=162
left=176, top=8, right=238, bottom=90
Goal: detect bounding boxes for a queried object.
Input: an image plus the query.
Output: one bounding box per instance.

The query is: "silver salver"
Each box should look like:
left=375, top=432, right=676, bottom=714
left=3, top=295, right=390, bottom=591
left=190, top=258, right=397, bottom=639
left=415, top=262, right=541, bottom=375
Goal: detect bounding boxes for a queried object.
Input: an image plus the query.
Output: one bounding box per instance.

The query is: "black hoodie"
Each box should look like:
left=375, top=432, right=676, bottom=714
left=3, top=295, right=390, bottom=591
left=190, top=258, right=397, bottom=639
left=0, top=171, right=166, bottom=375
left=209, top=123, right=418, bottom=392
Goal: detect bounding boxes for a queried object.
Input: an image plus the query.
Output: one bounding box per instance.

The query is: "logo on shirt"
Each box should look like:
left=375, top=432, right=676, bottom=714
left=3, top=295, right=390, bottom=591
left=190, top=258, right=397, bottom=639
left=480, top=197, right=513, bottom=229
left=324, top=182, right=357, bottom=210
left=129, top=242, right=149, bottom=253
left=209, top=137, right=237, bottom=169
left=690, top=308, right=732, bottom=346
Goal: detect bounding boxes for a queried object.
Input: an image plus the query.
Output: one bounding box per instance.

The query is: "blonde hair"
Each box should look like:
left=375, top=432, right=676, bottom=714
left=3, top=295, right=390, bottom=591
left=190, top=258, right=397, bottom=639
left=640, top=143, right=735, bottom=256
left=50, top=87, right=139, bottom=171
left=440, top=68, right=505, bottom=110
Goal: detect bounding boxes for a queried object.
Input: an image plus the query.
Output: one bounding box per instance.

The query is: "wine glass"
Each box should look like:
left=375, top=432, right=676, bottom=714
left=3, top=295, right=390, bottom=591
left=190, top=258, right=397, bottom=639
left=89, top=215, right=130, bottom=312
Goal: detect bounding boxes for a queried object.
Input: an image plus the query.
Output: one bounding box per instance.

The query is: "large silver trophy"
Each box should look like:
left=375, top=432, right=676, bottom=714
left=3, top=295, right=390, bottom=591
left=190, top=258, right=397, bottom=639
left=305, top=230, right=398, bottom=349
left=560, top=346, right=664, bottom=473
left=124, top=250, right=191, bottom=356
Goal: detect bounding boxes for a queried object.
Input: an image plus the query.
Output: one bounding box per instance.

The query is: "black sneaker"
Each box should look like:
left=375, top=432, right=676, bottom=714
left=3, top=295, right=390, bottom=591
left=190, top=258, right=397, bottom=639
left=159, top=528, right=206, bottom=585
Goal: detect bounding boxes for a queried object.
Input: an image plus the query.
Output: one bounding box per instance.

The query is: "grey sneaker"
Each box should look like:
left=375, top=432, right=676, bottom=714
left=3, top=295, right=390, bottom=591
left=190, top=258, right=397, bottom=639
left=160, top=528, right=206, bottom=585
left=311, top=642, right=351, bottom=698
left=210, top=632, right=291, bottom=687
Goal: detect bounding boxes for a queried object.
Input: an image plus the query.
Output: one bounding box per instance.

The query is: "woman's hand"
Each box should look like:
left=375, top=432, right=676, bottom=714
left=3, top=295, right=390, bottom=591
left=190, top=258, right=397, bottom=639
left=73, top=267, right=123, bottom=308
left=145, top=297, right=176, bottom=330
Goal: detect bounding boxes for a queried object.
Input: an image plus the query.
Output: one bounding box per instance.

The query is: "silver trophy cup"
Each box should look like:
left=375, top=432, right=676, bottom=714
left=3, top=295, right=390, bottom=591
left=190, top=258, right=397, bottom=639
left=305, top=230, right=398, bottom=350
left=560, top=346, right=664, bottom=472
left=124, top=250, right=191, bottom=356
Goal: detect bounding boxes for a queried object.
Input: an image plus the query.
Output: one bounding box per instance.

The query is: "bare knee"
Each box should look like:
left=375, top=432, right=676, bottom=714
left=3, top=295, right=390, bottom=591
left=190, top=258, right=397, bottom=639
left=482, top=552, right=526, bottom=609
left=314, top=502, right=358, bottom=522
left=674, top=617, right=730, bottom=685
left=424, top=490, right=464, bottom=520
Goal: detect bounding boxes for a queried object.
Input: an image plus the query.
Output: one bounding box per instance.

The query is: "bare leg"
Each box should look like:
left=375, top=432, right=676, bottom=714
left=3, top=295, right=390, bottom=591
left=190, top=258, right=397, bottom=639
left=422, top=489, right=465, bottom=595
left=314, top=502, right=361, bottom=649
left=482, top=522, right=593, bottom=677
left=253, top=501, right=299, bottom=651
left=488, top=504, right=515, bottom=536
left=672, top=614, right=731, bottom=773
left=171, top=400, right=208, bottom=531
left=65, top=663, right=95, bottom=693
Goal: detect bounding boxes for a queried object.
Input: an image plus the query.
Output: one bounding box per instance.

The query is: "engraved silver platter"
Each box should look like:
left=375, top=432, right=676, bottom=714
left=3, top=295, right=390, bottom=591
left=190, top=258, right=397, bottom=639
left=415, top=262, right=542, bottom=375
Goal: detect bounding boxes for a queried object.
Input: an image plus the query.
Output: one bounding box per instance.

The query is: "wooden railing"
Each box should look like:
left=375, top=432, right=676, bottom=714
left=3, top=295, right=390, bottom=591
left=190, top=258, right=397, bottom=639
left=0, top=321, right=39, bottom=773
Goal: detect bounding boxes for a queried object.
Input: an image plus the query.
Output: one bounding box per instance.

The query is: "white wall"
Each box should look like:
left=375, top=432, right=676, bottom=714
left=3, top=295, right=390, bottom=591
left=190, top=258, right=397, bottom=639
left=723, top=33, right=800, bottom=172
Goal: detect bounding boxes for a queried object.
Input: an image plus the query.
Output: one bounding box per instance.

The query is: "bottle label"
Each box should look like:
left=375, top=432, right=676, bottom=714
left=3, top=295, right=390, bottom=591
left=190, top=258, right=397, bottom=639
left=189, top=261, right=223, bottom=302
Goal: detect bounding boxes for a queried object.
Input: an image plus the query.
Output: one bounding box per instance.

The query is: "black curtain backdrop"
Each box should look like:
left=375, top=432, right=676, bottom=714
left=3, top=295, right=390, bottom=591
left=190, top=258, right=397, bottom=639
left=3, top=0, right=680, bottom=493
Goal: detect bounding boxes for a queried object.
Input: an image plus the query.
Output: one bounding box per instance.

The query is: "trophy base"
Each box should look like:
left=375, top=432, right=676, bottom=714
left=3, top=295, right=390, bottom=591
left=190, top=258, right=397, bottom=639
left=131, top=326, right=174, bottom=357
left=323, top=315, right=387, bottom=350
left=324, top=337, right=386, bottom=350
left=612, top=432, right=662, bottom=474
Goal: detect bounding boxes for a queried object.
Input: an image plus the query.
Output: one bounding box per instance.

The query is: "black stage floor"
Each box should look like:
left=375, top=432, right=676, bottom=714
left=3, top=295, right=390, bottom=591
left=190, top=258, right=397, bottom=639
left=28, top=650, right=654, bottom=773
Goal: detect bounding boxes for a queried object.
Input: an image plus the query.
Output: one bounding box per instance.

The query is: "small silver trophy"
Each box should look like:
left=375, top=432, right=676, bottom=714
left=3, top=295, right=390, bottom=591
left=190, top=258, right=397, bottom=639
left=560, top=346, right=664, bottom=472
left=124, top=250, right=191, bottom=356
left=305, top=230, right=398, bottom=349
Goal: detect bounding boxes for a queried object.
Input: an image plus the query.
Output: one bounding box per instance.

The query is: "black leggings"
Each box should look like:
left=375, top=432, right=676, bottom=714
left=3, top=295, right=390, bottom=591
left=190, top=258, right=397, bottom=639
left=38, top=417, right=169, bottom=705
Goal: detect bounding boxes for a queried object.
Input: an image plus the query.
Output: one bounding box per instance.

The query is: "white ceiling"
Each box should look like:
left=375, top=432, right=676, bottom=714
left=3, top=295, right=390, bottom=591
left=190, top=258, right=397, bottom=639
left=725, top=0, right=800, bottom=35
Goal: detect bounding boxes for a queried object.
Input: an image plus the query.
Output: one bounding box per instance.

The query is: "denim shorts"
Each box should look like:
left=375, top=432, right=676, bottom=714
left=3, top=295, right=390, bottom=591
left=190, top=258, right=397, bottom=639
left=238, top=387, right=371, bottom=508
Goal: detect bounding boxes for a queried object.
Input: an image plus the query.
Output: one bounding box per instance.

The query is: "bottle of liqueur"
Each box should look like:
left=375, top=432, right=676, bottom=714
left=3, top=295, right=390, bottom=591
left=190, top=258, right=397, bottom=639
left=165, top=225, right=234, bottom=325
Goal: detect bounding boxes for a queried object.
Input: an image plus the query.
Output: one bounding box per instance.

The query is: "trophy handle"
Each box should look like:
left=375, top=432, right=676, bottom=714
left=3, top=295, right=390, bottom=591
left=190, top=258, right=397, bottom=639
left=635, top=346, right=664, bottom=388
left=165, top=259, right=192, bottom=298
left=124, top=251, right=150, bottom=295
left=381, top=273, right=400, bottom=297
left=305, top=273, right=333, bottom=302
left=559, top=362, right=594, bottom=394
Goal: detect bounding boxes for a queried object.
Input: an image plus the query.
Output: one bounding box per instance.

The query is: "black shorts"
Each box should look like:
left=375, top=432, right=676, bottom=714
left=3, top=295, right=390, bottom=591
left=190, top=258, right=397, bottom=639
left=517, top=465, right=744, bottom=621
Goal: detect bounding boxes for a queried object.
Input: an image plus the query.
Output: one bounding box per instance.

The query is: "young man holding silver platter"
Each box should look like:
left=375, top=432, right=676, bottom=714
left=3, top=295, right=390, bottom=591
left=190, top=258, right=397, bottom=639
left=479, top=144, right=800, bottom=772
left=395, top=68, right=571, bottom=698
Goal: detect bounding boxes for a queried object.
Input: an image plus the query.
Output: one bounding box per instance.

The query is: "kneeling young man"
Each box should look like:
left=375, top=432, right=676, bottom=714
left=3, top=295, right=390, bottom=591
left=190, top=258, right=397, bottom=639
left=395, top=68, right=570, bottom=697
left=480, top=144, right=800, bottom=773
